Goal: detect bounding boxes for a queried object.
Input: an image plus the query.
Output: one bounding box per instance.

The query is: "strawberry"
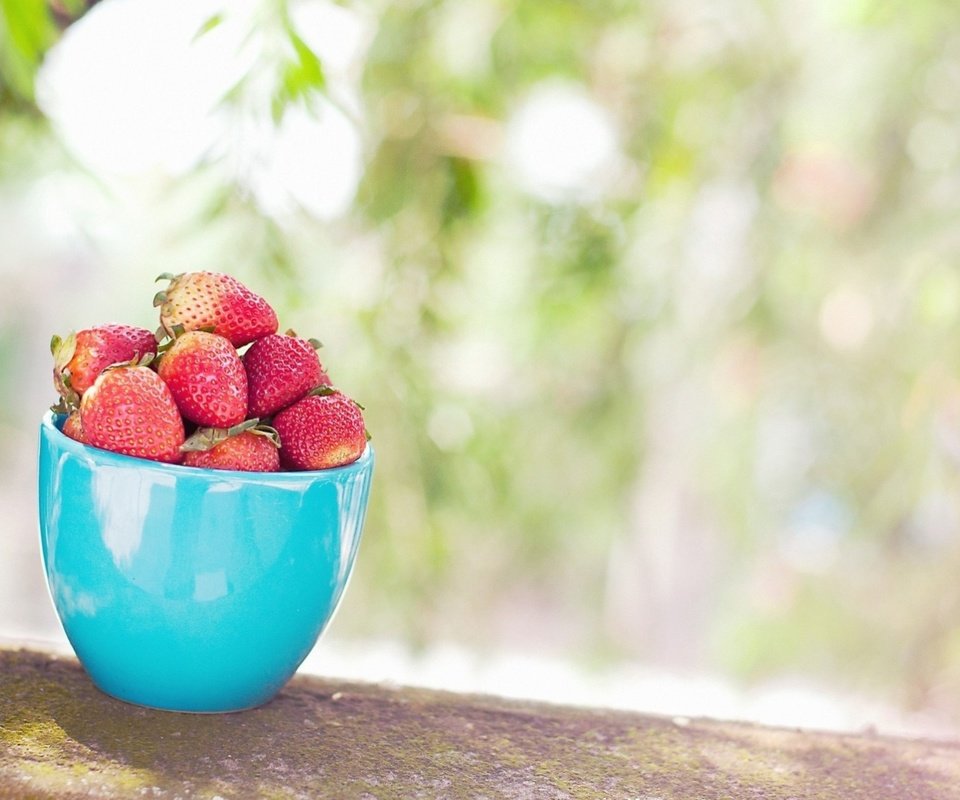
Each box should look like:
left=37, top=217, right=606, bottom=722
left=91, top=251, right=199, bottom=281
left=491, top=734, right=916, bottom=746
left=272, top=388, right=367, bottom=470
left=243, top=332, right=331, bottom=419
left=51, top=324, right=157, bottom=407
left=154, top=271, right=278, bottom=348
left=80, top=365, right=185, bottom=463
left=61, top=411, right=86, bottom=443
left=181, top=423, right=280, bottom=472
left=157, top=331, right=247, bottom=428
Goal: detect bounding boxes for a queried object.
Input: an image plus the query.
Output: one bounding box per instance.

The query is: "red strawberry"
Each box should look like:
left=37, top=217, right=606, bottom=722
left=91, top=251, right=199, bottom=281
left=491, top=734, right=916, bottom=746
left=157, top=331, right=247, bottom=428
left=272, top=389, right=367, bottom=470
left=181, top=425, right=280, bottom=472
left=154, top=271, right=278, bottom=348
left=243, top=332, right=331, bottom=419
left=80, top=365, right=185, bottom=463
left=62, top=411, right=86, bottom=443
left=52, top=324, right=157, bottom=405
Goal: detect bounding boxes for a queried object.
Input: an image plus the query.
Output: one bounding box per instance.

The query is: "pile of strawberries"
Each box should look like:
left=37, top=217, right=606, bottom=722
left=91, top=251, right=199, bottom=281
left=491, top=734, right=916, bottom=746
left=50, top=271, right=368, bottom=472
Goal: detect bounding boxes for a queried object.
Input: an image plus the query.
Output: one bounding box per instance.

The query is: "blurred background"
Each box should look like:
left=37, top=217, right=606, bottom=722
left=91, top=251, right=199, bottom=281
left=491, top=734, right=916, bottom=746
left=4, top=0, right=960, bottom=737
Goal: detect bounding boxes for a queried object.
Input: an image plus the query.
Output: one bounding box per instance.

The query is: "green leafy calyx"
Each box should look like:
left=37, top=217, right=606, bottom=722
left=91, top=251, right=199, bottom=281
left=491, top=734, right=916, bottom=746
left=180, top=419, right=279, bottom=452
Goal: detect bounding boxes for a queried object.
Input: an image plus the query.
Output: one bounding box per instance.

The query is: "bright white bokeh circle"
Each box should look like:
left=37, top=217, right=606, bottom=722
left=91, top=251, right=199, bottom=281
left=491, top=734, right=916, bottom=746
left=504, top=81, right=620, bottom=202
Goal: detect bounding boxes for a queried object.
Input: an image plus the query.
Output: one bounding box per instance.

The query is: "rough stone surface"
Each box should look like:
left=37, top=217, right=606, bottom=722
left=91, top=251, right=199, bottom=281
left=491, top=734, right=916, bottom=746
left=1, top=648, right=959, bottom=799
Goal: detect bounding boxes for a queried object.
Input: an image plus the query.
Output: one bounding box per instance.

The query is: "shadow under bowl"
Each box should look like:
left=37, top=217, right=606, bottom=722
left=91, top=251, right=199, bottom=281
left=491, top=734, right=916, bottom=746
left=37, top=411, right=374, bottom=713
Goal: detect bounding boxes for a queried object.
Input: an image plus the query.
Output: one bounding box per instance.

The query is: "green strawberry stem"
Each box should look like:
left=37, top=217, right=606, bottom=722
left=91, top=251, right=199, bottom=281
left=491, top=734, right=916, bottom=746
left=155, top=324, right=219, bottom=354
left=282, top=328, right=323, bottom=349
left=102, top=352, right=156, bottom=371
left=249, top=424, right=281, bottom=448
left=153, top=272, right=182, bottom=309
left=155, top=324, right=186, bottom=353
left=51, top=332, right=77, bottom=371
left=51, top=332, right=80, bottom=409
left=180, top=419, right=276, bottom=452
left=306, top=383, right=366, bottom=411
left=49, top=395, right=76, bottom=415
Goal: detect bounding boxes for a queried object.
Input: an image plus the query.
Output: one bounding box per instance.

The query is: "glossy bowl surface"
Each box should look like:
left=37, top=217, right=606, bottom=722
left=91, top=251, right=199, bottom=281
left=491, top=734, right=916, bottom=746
left=37, top=411, right=373, bottom=712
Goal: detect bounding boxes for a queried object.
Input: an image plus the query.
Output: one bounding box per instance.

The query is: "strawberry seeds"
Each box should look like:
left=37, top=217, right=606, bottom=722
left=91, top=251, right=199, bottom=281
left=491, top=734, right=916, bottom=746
left=51, top=272, right=368, bottom=472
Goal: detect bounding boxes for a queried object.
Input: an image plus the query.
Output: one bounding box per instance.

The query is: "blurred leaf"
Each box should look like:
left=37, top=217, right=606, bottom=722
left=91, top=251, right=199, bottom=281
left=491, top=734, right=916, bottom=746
left=288, top=30, right=326, bottom=91
left=0, top=0, right=57, bottom=100
left=192, top=12, right=224, bottom=42
left=272, top=27, right=327, bottom=122
left=441, top=157, right=483, bottom=227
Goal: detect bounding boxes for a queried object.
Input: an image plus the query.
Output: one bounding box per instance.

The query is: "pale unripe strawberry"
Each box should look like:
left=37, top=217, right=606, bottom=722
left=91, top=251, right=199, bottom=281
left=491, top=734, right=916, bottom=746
left=157, top=331, right=248, bottom=428
left=154, top=271, right=278, bottom=348
left=273, top=390, right=366, bottom=470
left=80, top=366, right=185, bottom=463
left=243, top=333, right=331, bottom=419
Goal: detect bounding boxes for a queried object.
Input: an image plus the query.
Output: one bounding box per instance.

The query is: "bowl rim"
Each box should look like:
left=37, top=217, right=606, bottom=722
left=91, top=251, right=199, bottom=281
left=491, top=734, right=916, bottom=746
left=41, top=409, right=374, bottom=482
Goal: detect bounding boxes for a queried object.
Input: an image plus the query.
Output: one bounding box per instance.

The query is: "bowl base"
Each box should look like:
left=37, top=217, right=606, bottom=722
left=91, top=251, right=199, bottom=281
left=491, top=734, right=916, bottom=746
left=88, top=676, right=277, bottom=714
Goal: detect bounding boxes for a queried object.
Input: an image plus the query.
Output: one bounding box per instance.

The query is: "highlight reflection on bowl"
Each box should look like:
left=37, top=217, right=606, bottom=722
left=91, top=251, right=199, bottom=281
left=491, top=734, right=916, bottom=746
left=37, top=411, right=374, bottom=713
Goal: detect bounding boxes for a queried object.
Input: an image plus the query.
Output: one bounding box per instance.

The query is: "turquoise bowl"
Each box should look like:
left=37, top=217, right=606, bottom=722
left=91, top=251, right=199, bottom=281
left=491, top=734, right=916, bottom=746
left=37, top=411, right=374, bottom=713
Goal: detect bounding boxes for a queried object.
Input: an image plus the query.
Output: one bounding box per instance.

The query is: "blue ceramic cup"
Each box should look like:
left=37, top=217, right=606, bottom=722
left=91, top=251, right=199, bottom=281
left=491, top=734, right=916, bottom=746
left=37, top=411, right=374, bottom=712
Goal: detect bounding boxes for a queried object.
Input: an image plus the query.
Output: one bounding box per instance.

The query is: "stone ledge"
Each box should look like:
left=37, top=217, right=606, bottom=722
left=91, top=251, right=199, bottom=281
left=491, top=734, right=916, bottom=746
left=1, top=648, right=959, bottom=799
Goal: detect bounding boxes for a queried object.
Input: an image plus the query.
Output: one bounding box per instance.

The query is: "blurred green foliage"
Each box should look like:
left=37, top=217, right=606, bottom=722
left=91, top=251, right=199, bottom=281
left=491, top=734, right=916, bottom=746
left=0, top=0, right=55, bottom=101
left=5, top=0, right=960, bottom=723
